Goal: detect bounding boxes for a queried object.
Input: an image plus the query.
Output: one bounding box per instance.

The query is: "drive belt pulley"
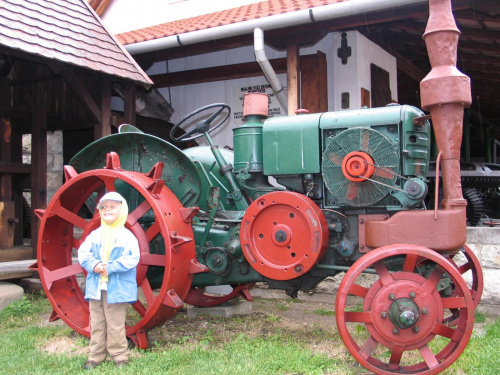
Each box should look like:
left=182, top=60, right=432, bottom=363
left=240, top=191, right=329, bottom=280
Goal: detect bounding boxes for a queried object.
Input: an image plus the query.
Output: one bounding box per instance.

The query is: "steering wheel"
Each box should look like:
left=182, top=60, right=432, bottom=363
left=170, top=103, right=231, bottom=142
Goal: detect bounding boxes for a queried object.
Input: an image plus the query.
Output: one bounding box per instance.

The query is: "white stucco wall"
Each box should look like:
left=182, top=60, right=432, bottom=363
left=143, top=30, right=396, bottom=148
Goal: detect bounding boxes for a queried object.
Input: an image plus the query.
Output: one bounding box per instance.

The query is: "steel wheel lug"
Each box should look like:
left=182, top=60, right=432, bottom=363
left=409, top=291, right=416, bottom=299
left=392, top=327, right=399, bottom=334
left=413, top=326, right=420, bottom=333
left=389, top=293, right=395, bottom=300
left=381, top=311, right=387, bottom=319
left=422, top=308, right=428, bottom=315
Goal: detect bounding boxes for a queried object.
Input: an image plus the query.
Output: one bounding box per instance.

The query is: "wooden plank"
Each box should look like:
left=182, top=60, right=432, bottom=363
left=0, top=162, right=31, bottom=174
left=301, top=52, right=328, bottom=113
left=287, top=45, right=300, bottom=116
left=0, top=259, right=35, bottom=280
left=0, top=201, right=15, bottom=248
left=0, top=246, right=33, bottom=262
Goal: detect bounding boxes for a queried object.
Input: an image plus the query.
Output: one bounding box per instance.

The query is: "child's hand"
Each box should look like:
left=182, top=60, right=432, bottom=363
left=93, top=262, right=108, bottom=276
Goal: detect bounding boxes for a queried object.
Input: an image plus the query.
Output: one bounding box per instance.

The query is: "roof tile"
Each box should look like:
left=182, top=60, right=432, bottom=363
left=117, top=0, right=343, bottom=45
left=0, top=0, right=152, bottom=86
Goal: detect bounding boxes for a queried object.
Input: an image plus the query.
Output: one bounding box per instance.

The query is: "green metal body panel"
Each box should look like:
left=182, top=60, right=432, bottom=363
left=263, top=113, right=322, bottom=175
left=70, top=132, right=201, bottom=207
left=191, top=222, right=261, bottom=287
left=182, top=146, right=238, bottom=212
left=319, top=105, right=430, bottom=178
left=233, top=115, right=264, bottom=174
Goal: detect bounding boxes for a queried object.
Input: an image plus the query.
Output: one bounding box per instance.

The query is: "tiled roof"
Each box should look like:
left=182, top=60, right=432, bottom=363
left=0, top=0, right=152, bottom=86
left=117, top=0, right=343, bottom=45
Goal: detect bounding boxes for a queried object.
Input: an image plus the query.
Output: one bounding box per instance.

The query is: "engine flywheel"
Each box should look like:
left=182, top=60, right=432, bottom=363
left=240, top=191, right=329, bottom=280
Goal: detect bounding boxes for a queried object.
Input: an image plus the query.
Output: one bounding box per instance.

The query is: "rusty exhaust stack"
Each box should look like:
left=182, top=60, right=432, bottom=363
left=420, top=0, right=471, bottom=205
left=360, top=0, right=471, bottom=252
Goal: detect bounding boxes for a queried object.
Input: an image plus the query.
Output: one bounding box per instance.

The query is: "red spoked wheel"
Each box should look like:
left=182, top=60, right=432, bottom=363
left=240, top=191, right=329, bottom=281
left=185, top=284, right=254, bottom=307
left=447, top=245, right=483, bottom=308
left=336, top=244, right=474, bottom=375
left=31, top=152, right=206, bottom=349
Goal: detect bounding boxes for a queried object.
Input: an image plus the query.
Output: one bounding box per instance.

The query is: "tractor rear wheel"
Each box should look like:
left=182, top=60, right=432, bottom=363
left=336, top=244, right=474, bottom=374
left=32, top=152, right=205, bottom=348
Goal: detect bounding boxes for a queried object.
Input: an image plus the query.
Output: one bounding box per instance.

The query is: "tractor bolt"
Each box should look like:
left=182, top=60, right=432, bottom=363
left=381, top=311, right=387, bottom=319
left=389, top=293, right=396, bottom=300
left=359, top=218, right=364, bottom=224
left=392, top=327, right=399, bottom=334
left=421, top=308, right=428, bottom=315
left=413, top=326, right=420, bottom=333
left=409, top=291, right=416, bottom=299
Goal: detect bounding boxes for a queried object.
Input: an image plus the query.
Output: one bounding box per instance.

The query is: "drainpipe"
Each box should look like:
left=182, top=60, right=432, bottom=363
left=124, top=0, right=427, bottom=55
left=253, top=28, right=288, bottom=113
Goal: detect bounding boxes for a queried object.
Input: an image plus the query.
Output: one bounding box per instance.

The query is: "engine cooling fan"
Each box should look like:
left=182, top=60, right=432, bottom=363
left=322, top=127, right=399, bottom=206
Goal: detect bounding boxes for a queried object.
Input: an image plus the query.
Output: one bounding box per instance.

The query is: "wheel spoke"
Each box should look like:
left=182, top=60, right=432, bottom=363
left=132, top=300, right=147, bottom=317
left=344, top=311, right=372, bottom=323
left=348, top=283, right=369, bottom=298
left=403, top=253, right=418, bottom=272
left=359, top=336, right=378, bottom=360
left=432, top=322, right=460, bottom=340
left=441, top=296, right=468, bottom=309
left=98, top=176, right=116, bottom=192
left=51, top=203, right=89, bottom=230
left=388, top=345, right=405, bottom=370
left=418, top=344, right=439, bottom=369
left=42, top=263, right=84, bottom=289
left=373, top=261, right=393, bottom=286
left=128, top=199, right=152, bottom=225
left=145, top=221, right=161, bottom=242
left=457, top=262, right=472, bottom=275
left=423, top=264, right=445, bottom=292
left=140, top=278, right=155, bottom=308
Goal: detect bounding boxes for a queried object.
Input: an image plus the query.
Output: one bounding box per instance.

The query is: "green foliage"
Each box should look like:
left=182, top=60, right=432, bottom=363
left=475, top=310, right=487, bottom=323
left=313, top=308, right=334, bottom=316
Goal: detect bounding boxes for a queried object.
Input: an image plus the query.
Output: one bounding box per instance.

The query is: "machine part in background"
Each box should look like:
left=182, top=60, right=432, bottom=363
left=70, top=132, right=201, bottom=208
left=336, top=244, right=474, bottom=375
left=205, top=247, right=231, bottom=274
left=31, top=152, right=205, bottom=348
left=240, top=191, right=329, bottom=280
left=322, top=127, right=399, bottom=207
left=185, top=284, right=253, bottom=307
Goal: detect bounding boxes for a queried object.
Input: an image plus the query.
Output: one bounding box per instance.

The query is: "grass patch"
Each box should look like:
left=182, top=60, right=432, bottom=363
left=1, top=293, right=500, bottom=374
left=313, top=308, right=334, bottom=316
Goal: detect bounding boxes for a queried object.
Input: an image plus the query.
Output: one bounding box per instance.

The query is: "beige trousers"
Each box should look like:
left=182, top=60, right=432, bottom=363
left=88, top=290, right=130, bottom=363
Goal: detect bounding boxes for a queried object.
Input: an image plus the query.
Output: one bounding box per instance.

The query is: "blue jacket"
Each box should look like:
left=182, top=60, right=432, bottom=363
left=78, top=227, right=140, bottom=303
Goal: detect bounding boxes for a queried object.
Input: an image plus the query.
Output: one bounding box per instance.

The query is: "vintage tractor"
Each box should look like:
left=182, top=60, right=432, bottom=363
left=31, top=0, right=483, bottom=373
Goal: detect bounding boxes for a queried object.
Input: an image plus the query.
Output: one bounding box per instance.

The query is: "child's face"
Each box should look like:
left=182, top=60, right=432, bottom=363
left=99, top=200, right=122, bottom=225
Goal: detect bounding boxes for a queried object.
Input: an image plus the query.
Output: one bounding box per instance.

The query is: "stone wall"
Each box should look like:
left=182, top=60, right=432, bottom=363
left=22, top=131, right=64, bottom=206
left=466, top=227, right=500, bottom=314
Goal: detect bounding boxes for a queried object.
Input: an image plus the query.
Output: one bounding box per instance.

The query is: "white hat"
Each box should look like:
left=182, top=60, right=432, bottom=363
left=97, top=192, right=124, bottom=209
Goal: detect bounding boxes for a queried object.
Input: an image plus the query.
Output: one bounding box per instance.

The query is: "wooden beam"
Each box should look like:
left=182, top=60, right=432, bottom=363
left=123, top=84, right=136, bottom=125
left=94, top=78, right=112, bottom=139
left=30, top=101, right=47, bottom=258
left=0, top=77, right=12, bottom=201
left=301, top=51, right=327, bottom=113
left=0, top=162, right=31, bottom=174
left=60, top=66, right=101, bottom=123
left=287, top=45, right=300, bottom=115
left=151, top=58, right=288, bottom=88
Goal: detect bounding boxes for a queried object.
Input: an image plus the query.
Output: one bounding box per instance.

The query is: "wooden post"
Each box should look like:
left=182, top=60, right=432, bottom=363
left=31, top=101, right=47, bottom=257
left=287, top=45, right=300, bottom=116
left=94, top=78, right=111, bottom=140
left=124, top=84, right=136, bottom=125
left=301, top=52, right=328, bottom=113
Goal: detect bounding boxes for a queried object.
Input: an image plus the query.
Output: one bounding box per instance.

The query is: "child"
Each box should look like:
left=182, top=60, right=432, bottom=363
left=78, top=191, right=140, bottom=369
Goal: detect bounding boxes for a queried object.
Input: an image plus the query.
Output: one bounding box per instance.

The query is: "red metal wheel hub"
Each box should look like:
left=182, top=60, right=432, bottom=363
left=240, top=191, right=328, bottom=280
left=335, top=244, right=474, bottom=375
